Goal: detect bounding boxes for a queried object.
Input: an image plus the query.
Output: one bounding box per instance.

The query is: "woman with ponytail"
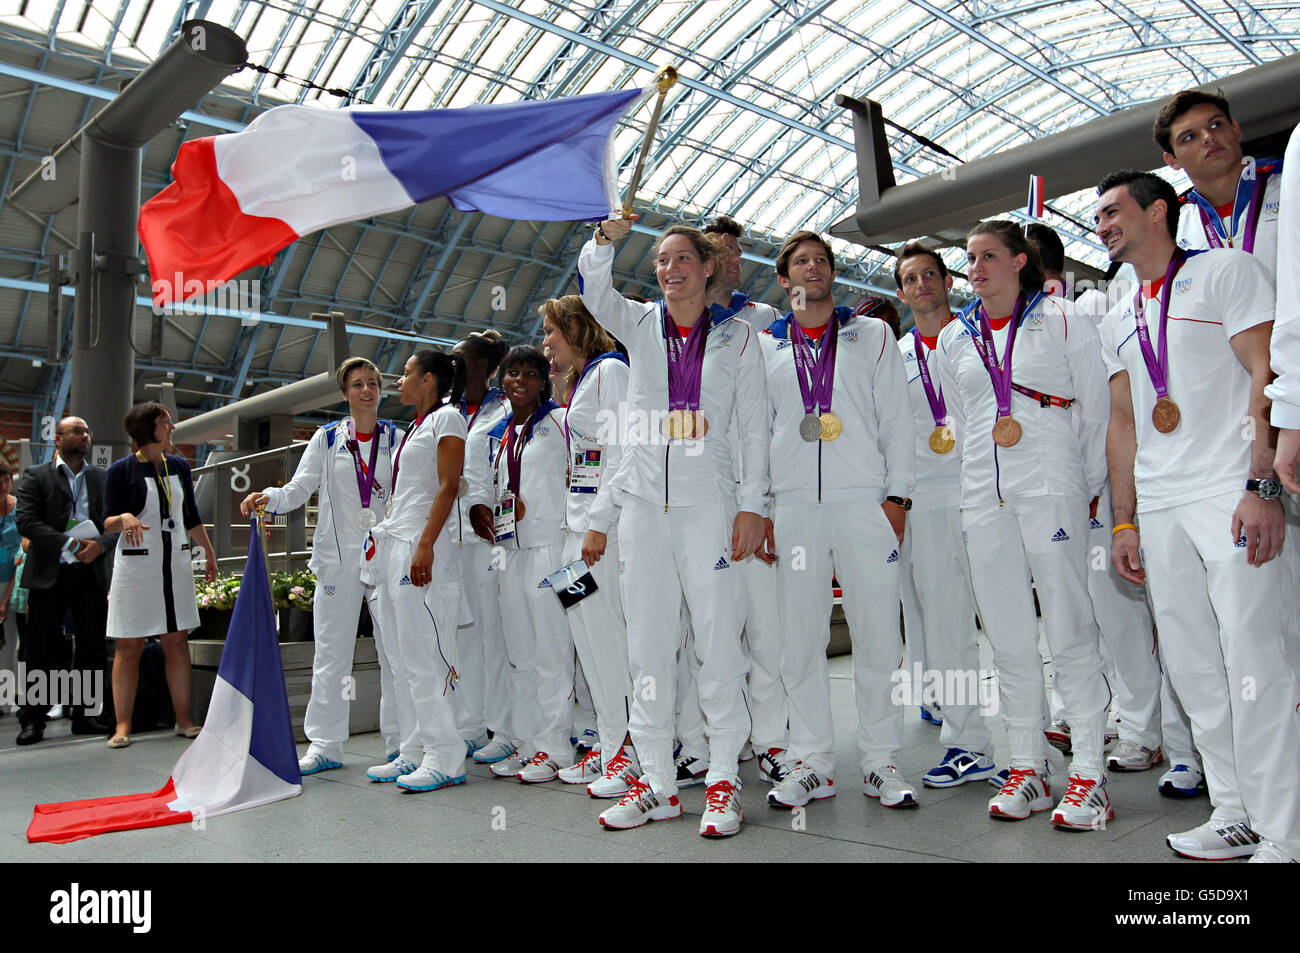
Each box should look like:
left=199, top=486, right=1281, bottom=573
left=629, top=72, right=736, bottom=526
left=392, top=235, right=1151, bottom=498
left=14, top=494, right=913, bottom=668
left=362, top=349, right=469, bottom=793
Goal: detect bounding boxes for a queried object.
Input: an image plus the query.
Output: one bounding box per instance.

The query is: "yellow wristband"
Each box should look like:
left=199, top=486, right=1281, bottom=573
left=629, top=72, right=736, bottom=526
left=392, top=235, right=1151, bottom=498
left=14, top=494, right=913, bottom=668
left=1112, top=523, right=1138, bottom=535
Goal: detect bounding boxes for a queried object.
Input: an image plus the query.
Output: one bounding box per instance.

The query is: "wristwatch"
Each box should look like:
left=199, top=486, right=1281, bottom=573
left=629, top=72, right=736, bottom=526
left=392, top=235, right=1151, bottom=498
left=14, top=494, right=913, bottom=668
left=885, top=495, right=913, bottom=511
left=1246, top=478, right=1283, bottom=501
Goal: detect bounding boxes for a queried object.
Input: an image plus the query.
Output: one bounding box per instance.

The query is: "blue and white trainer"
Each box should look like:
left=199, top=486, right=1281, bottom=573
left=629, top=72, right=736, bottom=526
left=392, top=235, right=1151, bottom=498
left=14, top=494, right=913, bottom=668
left=922, top=748, right=996, bottom=788
left=396, top=766, right=467, bottom=792
left=1158, top=764, right=1206, bottom=798
left=463, top=733, right=491, bottom=758
left=367, top=757, right=418, bottom=782
left=920, top=703, right=943, bottom=726
left=472, top=738, right=517, bottom=764
left=298, top=750, right=343, bottom=776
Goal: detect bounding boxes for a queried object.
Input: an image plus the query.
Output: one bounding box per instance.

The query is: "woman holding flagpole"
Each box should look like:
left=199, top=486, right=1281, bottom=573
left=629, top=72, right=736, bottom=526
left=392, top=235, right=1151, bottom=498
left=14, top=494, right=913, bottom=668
left=361, top=350, right=467, bottom=792
left=539, top=296, right=638, bottom=796
left=932, top=221, right=1113, bottom=829
left=579, top=218, right=769, bottom=838
left=468, top=346, right=572, bottom=783
left=241, top=358, right=402, bottom=773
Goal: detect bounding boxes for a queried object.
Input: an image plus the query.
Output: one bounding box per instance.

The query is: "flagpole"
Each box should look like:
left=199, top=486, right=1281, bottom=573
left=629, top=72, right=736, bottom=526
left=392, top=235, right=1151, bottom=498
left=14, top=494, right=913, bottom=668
left=621, top=66, right=679, bottom=219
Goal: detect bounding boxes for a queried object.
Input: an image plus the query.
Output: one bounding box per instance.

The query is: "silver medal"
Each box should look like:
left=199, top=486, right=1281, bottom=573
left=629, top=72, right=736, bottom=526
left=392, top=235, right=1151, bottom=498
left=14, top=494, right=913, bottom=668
left=357, top=508, right=377, bottom=529
left=799, top=413, right=823, bottom=442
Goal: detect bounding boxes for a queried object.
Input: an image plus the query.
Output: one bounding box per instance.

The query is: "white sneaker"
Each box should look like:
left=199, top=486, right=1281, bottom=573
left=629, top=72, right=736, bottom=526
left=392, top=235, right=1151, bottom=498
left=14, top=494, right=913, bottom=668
left=756, top=747, right=793, bottom=785
left=1050, top=775, right=1113, bottom=831
left=517, top=751, right=560, bottom=784
left=490, top=754, right=527, bottom=778
left=463, top=733, right=491, bottom=758
left=598, top=776, right=682, bottom=829
left=395, top=766, right=466, bottom=792
left=987, top=768, right=1052, bottom=820
left=1167, top=817, right=1259, bottom=860
left=298, top=750, right=343, bottom=776
left=1248, top=840, right=1298, bottom=863
left=1158, top=764, right=1206, bottom=798
left=767, top=764, right=835, bottom=808
left=558, top=748, right=602, bottom=785
left=366, top=757, right=418, bottom=782
left=588, top=747, right=639, bottom=799
left=739, top=742, right=755, bottom=762
left=472, top=738, right=518, bottom=764
left=699, top=780, right=743, bottom=837
left=1044, top=720, right=1071, bottom=754
left=1107, top=740, right=1163, bottom=772
left=863, top=765, right=917, bottom=808
left=674, top=754, right=709, bottom=787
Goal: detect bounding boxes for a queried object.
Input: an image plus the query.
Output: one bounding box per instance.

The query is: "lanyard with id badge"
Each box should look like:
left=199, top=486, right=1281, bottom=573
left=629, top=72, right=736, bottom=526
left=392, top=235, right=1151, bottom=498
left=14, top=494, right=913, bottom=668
left=563, top=353, right=625, bottom=495
left=492, top=406, right=545, bottom=544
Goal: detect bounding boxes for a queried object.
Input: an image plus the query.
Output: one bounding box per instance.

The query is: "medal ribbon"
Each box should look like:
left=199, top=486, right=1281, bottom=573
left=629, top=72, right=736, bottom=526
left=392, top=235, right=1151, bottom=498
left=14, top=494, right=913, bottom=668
left=791, top=312, right=841, bottom=416
left=1196, top=163, right=1271, bottom=253
left=1132, top=251, right=1186, bottom=403
left=910, top=327, right=946, bottom=426
left=460, top=387, right=503, bottom=433
left=391, top=412, right=428, bottom=493
left=663, top=304, right=710, bottom=413
left=344, top=419, right=381, bottom=510
left=500, top=405, right=546, bottom=499
left=971, top=295, right=1026, bottom=419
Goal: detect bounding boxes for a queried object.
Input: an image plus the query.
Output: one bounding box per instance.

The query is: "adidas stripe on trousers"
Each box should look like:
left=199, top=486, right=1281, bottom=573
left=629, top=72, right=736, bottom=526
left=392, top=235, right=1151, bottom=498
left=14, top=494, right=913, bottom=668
left=962, top=496, right=1110, bottom=778
left=777, top=499, right=904, bottom=777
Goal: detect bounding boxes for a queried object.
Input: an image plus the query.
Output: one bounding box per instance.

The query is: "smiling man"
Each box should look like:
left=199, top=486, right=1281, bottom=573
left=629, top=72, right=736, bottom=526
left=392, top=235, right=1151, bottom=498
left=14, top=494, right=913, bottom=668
left=1094, top=168, right=1300, bottom=863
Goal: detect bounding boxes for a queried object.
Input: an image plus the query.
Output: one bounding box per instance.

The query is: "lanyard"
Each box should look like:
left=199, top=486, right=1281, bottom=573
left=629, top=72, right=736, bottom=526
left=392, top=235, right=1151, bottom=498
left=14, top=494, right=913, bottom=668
left=791, top=313, right=840, bottom=416
left=460, top=388, right=503, bottom=433
left=496, top=405, right=545, bottom=498
left=663, top=303, right=710, bottom=413
left=563, top=353, right=625, bottom=449
left=1131, top=251, right=1186, bottom=402
left=1193, top=162, right=1271, bottom=254
left=969, top=295, right=1028, bottom=418
left=910, top=328, right=946, bottom=426
left=344, top=419, right=381, bottom=509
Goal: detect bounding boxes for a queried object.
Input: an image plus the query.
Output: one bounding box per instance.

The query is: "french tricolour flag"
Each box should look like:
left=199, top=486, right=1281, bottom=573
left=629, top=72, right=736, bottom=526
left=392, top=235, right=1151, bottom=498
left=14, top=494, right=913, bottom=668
left=140, top=87, right=644, bottom=307
left=1027, top=174, right=1045, bottom=220
left=27, top=520, right=300, bottom=844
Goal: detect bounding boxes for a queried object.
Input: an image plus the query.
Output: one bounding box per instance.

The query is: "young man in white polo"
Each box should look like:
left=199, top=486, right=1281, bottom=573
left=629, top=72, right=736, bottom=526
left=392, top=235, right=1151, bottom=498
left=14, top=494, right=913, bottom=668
left=760, top=229, right=917, bottom=811
left=1096, top=168, right=1300, bottom=863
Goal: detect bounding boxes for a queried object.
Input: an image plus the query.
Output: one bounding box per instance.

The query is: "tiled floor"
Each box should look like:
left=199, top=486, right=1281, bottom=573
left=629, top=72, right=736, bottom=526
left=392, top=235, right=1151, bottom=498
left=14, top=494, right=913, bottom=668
left=1, top=653, right=1214, bottom=863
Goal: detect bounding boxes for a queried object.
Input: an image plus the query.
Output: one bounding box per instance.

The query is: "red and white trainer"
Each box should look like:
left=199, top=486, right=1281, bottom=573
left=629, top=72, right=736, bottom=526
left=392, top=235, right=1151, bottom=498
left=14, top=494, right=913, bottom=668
left=558, top=748, right=602, bottom=785
left=699, top=780, right=743, bottom=838
left=518, top=751, right=561, bottom=783
left=987, top=768, right=1052, bottom=820
left=598, top=775, right=682, bottom=830
left=1050, top=774, right=1113, bottom=831
left=588, top=747, right=639, bottom=799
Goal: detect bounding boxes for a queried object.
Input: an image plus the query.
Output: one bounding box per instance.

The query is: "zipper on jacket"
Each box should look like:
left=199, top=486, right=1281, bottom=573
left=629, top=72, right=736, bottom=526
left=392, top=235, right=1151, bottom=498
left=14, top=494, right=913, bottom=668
left=817, top=440, right=823, bottom=503
left=994, top=444, right=1005, bottom=508
left=664, top=443, right=670, bottom=513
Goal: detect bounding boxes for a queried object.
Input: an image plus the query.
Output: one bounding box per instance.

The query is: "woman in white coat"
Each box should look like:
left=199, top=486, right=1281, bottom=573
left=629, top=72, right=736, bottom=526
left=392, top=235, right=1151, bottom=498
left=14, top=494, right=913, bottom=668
left=242, top=357, right=403, bottom=773
left=540, top=296, right=637, bottom=796
left=363, top=349, right=467, bottom=792
left=104, top=402, right=217, bottom=748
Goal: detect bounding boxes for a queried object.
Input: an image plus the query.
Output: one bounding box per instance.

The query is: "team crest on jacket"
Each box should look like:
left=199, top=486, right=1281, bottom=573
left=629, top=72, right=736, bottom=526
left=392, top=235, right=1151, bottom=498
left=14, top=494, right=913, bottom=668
left=322, top=585, right=336, bottom=597
left=535, top=425, right=552, bottom=438
left=841, top=330, right=858, bottom=343
left=1026, top=316, right=1044, bottom=329
left=1174, top=277, right=1193, bottom=296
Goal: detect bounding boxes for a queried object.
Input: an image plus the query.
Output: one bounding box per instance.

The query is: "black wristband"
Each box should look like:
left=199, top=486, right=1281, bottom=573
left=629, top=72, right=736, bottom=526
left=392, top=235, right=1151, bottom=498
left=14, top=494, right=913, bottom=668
left=596, top=223, right=609, bottom=242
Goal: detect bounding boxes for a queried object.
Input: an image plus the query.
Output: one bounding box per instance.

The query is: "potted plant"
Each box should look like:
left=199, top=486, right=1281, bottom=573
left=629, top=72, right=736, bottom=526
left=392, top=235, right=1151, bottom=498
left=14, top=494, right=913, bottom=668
left=279, top=568, right=315, bottom=641
left=193, top=574, right=240, bottom=640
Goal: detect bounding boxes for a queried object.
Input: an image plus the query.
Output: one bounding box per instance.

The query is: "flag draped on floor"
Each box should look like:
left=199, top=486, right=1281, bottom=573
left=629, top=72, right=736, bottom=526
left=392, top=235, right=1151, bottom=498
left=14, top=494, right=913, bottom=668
left=27, top=521, right=300, bottom=844
left=139, top=88, right=645, bottom=307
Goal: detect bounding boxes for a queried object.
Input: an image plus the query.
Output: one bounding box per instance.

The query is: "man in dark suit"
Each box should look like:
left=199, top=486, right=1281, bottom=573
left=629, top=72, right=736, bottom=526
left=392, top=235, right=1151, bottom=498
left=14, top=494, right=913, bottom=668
left=15, top=416, right=117, bottom=744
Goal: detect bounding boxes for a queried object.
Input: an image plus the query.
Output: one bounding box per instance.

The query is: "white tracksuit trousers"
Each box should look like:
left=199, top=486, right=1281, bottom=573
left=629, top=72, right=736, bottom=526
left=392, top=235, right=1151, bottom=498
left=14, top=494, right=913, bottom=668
left=497, top=543, right=574, bottom=761
left=304, top=564, right=399, bottom=761
left=901, top=505, right=992, bottom=754
left=963, top=497, right=1110, bottom=777
left=453, top=540, right=510, bottom=741
left=375, top=537, right=463, bottom=777
left=562, top=531, right=632, bottom=762
left=777, top=500, right=904, bottom=778
left=620, top=495, right=749, bottom=798
left=1138, top=491, right=1300, bottom=855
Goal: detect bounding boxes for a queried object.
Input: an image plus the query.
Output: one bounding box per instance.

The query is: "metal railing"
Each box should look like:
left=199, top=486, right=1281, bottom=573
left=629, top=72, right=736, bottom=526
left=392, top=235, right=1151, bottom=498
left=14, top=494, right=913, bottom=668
left=193, top=442, right=312, bottom=576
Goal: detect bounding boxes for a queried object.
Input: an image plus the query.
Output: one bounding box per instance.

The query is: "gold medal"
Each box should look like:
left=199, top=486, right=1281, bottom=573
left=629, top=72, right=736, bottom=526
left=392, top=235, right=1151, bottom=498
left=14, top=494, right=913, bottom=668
left=992, top=415, right=1021, bottom=447
left=818, top=411, right=842, bottom=442
left=662, top=409, right=688, bottom=440
left=1151, top=397, right=1180, bottom=434
left=929, top=426, right=955, bottom=455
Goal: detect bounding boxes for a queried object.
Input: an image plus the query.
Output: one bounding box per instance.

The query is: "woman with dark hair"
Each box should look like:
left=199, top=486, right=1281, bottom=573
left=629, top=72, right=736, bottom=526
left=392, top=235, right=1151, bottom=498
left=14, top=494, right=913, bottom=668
left=579, top=218, right=769, bottom=838
left=932, top=220, right=1113, bottom=829
left=540, top=296, right=637, bottom=795
left=468, top=345, right=571, bottom=783
left=0, top=462, right=20, bottom=689
left=102, top=402, right=217, bottom=748
left=362, top=349, right=468, bottom=792
left=447, top=330, right=514, bottom=763
left=241, top=357, right=404, bottom=774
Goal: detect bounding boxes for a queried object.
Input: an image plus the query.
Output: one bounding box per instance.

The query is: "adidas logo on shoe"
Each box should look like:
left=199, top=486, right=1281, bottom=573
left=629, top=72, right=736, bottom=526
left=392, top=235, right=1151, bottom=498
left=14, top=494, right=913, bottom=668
left=1050, top=528, right=1070, bottom=542
left=713, top=557, right=729, bottom=571
left=886, top=549, right=899, bottom=564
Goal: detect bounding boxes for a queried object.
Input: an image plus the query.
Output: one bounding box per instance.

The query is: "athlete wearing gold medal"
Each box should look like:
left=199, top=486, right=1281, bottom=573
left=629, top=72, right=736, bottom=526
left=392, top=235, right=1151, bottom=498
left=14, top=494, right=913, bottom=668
left=932, top=221, right=1113, bottom=830
left=758, top=230, right=917, bottom=810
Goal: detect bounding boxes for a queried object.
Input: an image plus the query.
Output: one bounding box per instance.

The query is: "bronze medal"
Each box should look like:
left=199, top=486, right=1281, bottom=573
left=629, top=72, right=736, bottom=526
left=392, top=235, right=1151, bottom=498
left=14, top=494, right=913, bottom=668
left=818, top=411, right=842, bottom=442
left=992, top=415, right=1021, bottom=447
left=929, top=426, right=955, bottom=455
left=690, top=411, right=709, bottom=440
left=1151, top=396, right=1180, bottom=434
left=514, top=497, right=526, bottom=522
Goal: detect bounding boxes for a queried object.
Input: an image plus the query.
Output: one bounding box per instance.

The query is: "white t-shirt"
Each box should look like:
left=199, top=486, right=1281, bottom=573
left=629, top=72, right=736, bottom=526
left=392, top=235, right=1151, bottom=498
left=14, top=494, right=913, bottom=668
left=1099, top=248, right=1274, bottom=512
left=385, top=405, right=467, bottom=545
